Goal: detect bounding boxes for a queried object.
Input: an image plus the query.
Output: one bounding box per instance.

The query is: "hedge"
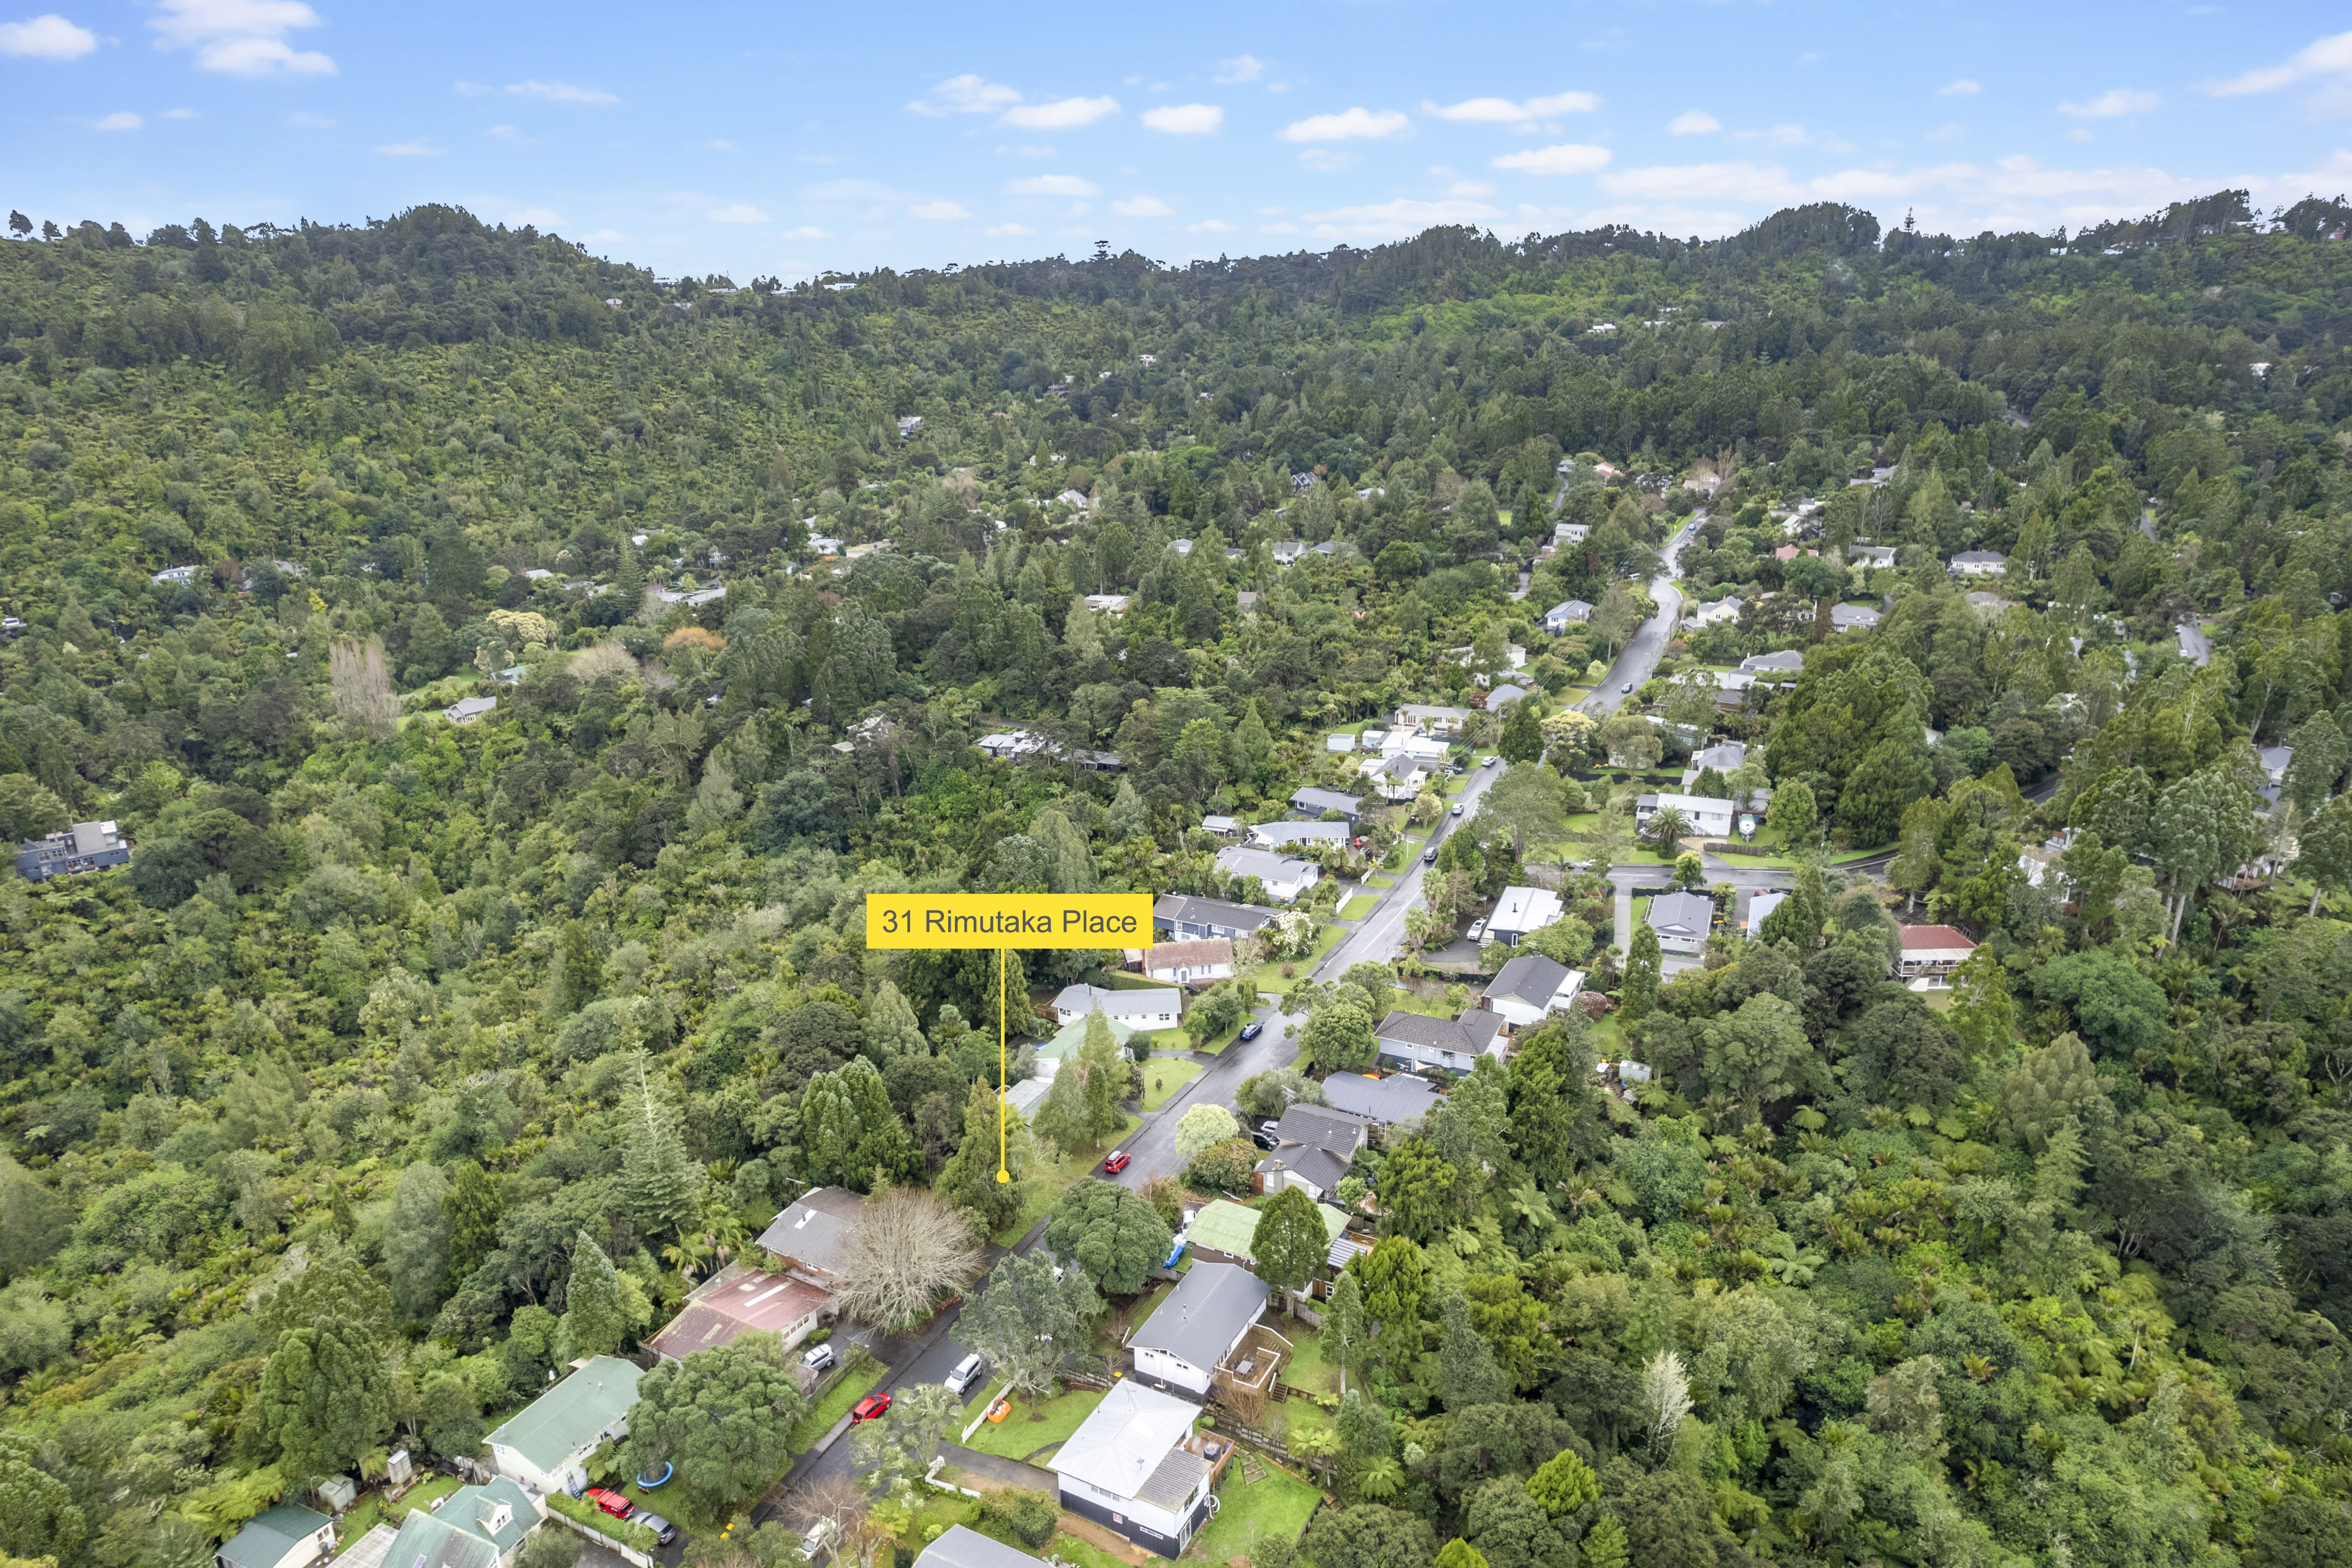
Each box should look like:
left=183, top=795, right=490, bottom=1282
left=547, top=1490, right=661, bottom=1553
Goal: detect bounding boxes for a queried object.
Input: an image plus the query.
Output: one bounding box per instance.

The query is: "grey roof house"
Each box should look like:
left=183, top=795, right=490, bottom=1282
left=1374, top=1008, right=1508, bottom=1076
left=916, top=1527, right=1048, bottom=1568
left=1319, top=1072, right=1439, bottom=1125
left=1253, top=1103, right=1371, bottom=1202
left=1647, top=890, right=1716, bottom=954
left=16, top=818, right=130, bottom=882
left=1154, top=895, right=1277, bottom=943
left=1480, top=954, right=1584, bottom=1030
left=1290, top=787, right=1364, bottom=821
left=1129, top=1261, right=1270, bottom=1397
left=755, top=1185, right=869, bottom=1280
left=1050, top=1379, right=1224, bottom=1557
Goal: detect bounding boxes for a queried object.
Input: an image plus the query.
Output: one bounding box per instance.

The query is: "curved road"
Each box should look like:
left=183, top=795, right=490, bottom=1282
left=1582, top=515, right=1701, bottom=716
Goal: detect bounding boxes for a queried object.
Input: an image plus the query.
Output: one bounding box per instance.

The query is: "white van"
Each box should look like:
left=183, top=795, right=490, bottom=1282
left=944, top=1353, right=988, bottom=1396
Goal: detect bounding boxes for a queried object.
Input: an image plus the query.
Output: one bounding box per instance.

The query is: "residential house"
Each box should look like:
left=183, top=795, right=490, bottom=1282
left=1830, top=603, right=1882, bottom=631
left=1394, top=704, right=1473, bottom=737
left=1145, top=939, right=1235, bottom=987
left=381, top=1479, right=538, bottom=1568
left=1036, top=1014, right=1137, bottom=1071
left=1236, top=591, right=1259, bottom=610
left=1484, top=683, right=1530, bottom=710
left=152, top=564, right=202, bottom=586
left=1485, top=885, right=1565, bottom=947
left=645, top=1260, right=832, bottom=1362
left=1634, top=793, right=1736, bottom=839
left=1555, top=522, right=1590, bottom=544
left=1248, top=821, right=1350, bottom=851
left=1270, top=540, right=1309, bottom=567
left=977, top=731, right=1048, bottom=762
left=1184, top=1197, right=1346, bottom=1269
left=491, top=665, right=527, bottom=686
left=217, top=1506, right=337, bottom=1568
left=1325, top=733, right=1359, bottom=753
left=1199, top=815, right=1241, bottom=838
left=1479, top=955, right=1584, bottom=1030
left=1365, top=752, right=1432, bottom=802
left=1646, top=890, right=1716, bottom=955
left=1055, top=489, right=1091, bottom=509
left=1544, top=599, right=1594, bottom=633
left=444, top=696, right=498, bottom=724
left=1213, top=846, right=1321, bottom=902
left=753, top=1185, right=869, bottom=1283
left=1964, top=591, right=2013, bottom=616
left=16, top=819, right=130, bottom=882
left=1947, top=551, right=2009, bottom=577
left=1152, top=895, right=1278, bottom=945
left=1847, top=545, right=1897, bottom=570
left=1050, top=984, right=1183, bottom=1030
left=1252, top=1103, right=1371, bottom=1201
left=1049, top=1379, right=1227, bottom=1558
left=1129, top=1261, right=1270, bottom=1397
left=1083, top=594, right=1131, bottom=616
left=807, top=535, right=846, bottom=556
left=916, top=1526, right=1049, bottom=1568
left=1681, top=741, right=1746, bottom=789
left=1290, top=787, right=1364, bottom=822
left=1895, top=925, right=1976, bottom=983
left=1374, top=1008, right=1509, bottom=1075
left=897, top=416, right=924, bottom=437
left=1682, top=595, right=1743, bottom=629
left=1745, top=890, right=1788, bottom=935
left=1319, top=1072, right=1439, bottom=1125
left=1738, top=650, right=1806, bottom=685
left=482, top=1356, right=644, bottom=1496
left=523, top=568, right=556, bottom=582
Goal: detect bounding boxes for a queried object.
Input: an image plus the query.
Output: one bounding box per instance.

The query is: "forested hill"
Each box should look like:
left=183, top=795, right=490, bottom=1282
left=0, top=187, right=2349, bottom=1568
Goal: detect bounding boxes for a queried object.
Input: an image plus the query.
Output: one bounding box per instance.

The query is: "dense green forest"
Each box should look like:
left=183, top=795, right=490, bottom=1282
left=1, top=187, right=2351, bottom=1568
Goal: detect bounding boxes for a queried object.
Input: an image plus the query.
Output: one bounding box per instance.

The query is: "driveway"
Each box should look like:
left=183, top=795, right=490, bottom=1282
left=1583, top=520, right=1699, bottom=717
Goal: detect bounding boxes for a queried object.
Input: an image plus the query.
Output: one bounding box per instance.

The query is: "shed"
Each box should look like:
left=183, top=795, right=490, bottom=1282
left=217, top=1505, right=335, bottom=1568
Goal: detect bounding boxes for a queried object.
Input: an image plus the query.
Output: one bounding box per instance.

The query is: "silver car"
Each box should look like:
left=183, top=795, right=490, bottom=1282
left=944, top=1352, right=988, bottom=1396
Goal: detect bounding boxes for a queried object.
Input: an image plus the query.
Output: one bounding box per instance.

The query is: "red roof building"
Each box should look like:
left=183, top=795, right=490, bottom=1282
left=1895, top=924, right=1976, bottom=981
left=644, top=1261, right=832, bottom=1363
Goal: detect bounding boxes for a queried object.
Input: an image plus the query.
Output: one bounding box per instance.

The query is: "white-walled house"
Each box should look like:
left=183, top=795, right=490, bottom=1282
left=1485, top=886, right=1565, bottom=946
left=1050, top=1380, right=1223, bottom=1558
left=1646, top=891, right=1716, bottom=955
left=1374, top=1008, right=1508, bottom=1075
left=1051, top=984, right=1183, bottom=1030
left=1633, top=793, right=1737, bottom=839
left=217, top=1506, right=336, bottom=1568
left=1479, top=954, right=1583, bottom=1029
left=1214, top=846, right=1321, bottom=902
left=1128, top=1262, right=1269, bottom=1397
left=1145, top=939, right=1235, bottom=986
left=483, top=1356, right=643, bottom=1495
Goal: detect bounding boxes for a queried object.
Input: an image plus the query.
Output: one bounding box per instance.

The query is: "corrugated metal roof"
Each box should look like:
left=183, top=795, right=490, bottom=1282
left=1051, top=1380, right=1197, bottom=1503
left=1131, top=1262, right=1269, bottom=1370
left=481, top=1356, right=643, bottom=1473
left=915, top=1525, right=1046, bottom=1568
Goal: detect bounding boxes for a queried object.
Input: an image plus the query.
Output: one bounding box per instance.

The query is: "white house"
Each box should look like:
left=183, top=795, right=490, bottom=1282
left=1394, top=704, right=1473, bottom=737
left=1145, top=939, right=1234, bottom=987
left=1682, top=595, right=1743, bottom=629
left=916, top=1526, right=1050, bottom=1568
left=1947, top=550, right=2009, bottom=577
left=1051, top=984, right=1183, bottom=1030
left=1325, top=732, right=1358, bottom=753
left=1646, top=891, right=1715, bottom=955
left=152, top=564, right=202, bottom=586
left=1830, top=603, right=1882, bottom=631
left=1129, top=1261, right=1269, bottom=1397
left=1544, top=600, right=1594, bottom=633
left=1486, top=885, right=1565, bottom=947
left=1050, top=1379, right=1223, bottom=1558
left=1214, top=846, right=1321, bottom=902
left=1248, top=821, right=1350, bottom=851
left=1479, top=954, right=1584, bottom=1030
left=1083, top=594, right=1131, bottom=616
left=1634, top=793, right=1736, bottom=839
left=1555, top=522, right=1590, bottom=544
left=1895, top=925, right=1976, bottom=982
left=217, top=1506, right=336, bottom=1568
left=1681, top=741, right=1747, bottom=788
left=1745, top=890, right=1788, bottom=935
left=483, top=1356, right=644, bottom=1495
left=1374, top=1008, right=1508, bottom=1075
left=1365, top=753, right=1433, bottom=803
left=444, top=695, right=498, bottom=725
left=1847, top=545, right=1896, bottom=569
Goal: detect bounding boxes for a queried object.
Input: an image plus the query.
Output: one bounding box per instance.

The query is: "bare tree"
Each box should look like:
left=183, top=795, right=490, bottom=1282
left=328, top=638, right=399, bottom=739
left=791, top=1473, right=875, bottom=1568
left=829, top=1185, right=982, bottom=1330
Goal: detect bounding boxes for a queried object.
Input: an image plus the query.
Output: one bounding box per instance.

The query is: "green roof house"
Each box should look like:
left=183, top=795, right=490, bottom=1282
left=216, top=1504, right=335, bottom=1568
left=383, top=1478, right=540, bottom=1568
left=1039, top=1015, right=1135, bottom=1064
left=1183, top=1198, right=1346, bottom=1267
left=483, top=1354, right=643, bottom=1494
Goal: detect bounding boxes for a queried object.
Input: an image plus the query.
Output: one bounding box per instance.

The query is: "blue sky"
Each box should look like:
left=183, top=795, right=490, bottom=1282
left=3, top=2, right=2350, bottom=283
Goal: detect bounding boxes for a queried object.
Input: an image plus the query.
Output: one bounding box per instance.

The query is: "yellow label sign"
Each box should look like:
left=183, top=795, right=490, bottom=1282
left=863, top=893, right=1155, bottom=949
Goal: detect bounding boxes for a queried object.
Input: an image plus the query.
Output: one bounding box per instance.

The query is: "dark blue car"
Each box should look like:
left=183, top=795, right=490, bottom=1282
left=1238, top=1020, right=1264, bottom=1042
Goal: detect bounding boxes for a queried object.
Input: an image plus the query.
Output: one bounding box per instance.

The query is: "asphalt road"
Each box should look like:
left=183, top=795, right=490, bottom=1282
left=1583, top=519, right=1699, bottom=717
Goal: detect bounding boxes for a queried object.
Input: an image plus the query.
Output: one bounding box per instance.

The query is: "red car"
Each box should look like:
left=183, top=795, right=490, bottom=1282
left=1102, top=1150, right=1132, bottom=1174
left=850, top=1392, right=893, bottom=1423
left=585, top=1488, right=633, bottom=1520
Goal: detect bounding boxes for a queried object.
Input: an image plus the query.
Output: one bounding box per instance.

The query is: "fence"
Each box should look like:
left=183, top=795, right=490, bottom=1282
left=545, top=1505, right=656, bottom=1568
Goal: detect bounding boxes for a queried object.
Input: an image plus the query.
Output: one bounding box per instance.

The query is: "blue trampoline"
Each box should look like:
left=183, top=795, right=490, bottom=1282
left=635, top=1462, right=673, bottom=1489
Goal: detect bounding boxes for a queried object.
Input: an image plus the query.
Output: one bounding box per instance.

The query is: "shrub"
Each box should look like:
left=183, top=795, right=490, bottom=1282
left=546, top=1491, right=660, bottom=1554
left=976, top=1487, right=1059, bottom=1549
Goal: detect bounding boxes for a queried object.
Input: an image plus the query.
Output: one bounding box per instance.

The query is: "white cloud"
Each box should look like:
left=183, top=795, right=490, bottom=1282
left=159, top=107, right=195, bottom=118
left=1447, top=180, right=1496, bottom=197
left=1002, top=95, right=1119, bottom=129
left=1297, top=148, right=1358, bottom=172
left=0, top=14, right=96, bottom=59
left=490, top=203, right=564, bottom=227
left=1112, top=195, right=1174, bottom=216
left=1006, top=175, right=1099, bottom=197
left=984, top=221, right=1035, bottom=236
left=2059, top=87, right=2159, bottom=119
left=1667, top=109, right=1720, bottom=134
left=909, top=199, right=973, bottom=220
left=1298, top=195, right=1503, bottom=239
left=375, top=140, right=443, bottom=157
left=908, top=74, right=1021, bottom=116
left=1734, top=123, right=1853, bottom=152
left=149, top=0, right=335, bottom=76
left=707, top=202, right=769, bottom=223
left=287, top=110, right=331, bottom=127
left=709, top=139, right=736, bottom=151
left=1215, top=54, right=1266, bottom=83
left=579, top=228, right=630, bottom=243
left=1423, top=91, right=1599, bottom=123
left=1281, top=107, right=1410, bottom=142
left=94, top=110, right=141, bottom=130
left=2207, top=29, right=2352, bottom=96
left=1187, top=218, right=1238, bottom=233
left=486, top=124, right=531, bottom=144
left=1491, top=142, right=1611, bottom=175
left=780, top=225, right=832, bottom=239
left=1938, top=78, right=1982, bottom=97
left=1925, top=122, right=1966, bottom=143
left=506, top=79, right=617, bottom=106
left=1142, top=102, right=1222, bottom=134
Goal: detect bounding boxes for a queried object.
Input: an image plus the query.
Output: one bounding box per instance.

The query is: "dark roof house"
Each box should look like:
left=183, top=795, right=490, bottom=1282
left=1319, top=1072, right=1439, bottom=1124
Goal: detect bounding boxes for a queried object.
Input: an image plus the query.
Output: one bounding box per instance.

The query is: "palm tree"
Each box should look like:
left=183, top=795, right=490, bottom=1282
left=1646, top=805, right=1689, bottom=857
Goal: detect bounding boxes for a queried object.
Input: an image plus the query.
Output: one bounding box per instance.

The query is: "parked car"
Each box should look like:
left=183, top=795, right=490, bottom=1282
left=585, top=1488, right=633, bottom=1520
left=1422, top=846, right=1438, bottom=863
left=1252, top=1122, right=1282, bottom=1150
left=801, top=1342, right=837, bottom=1374
left=638, top=1513, right=678, bottom=1546
left=1483, top=755, right=1500, bottom=767
left=1102, top=1149, right=1132, bottom=1174
left=850, top=1392, right=892, bottom=1423
left=945, top=1353, right=989, bottom=1396
left=1237, top=1020, right=1264, bottom=1042
left=1450, top=803, right=1463, bottom=816
left=1467, top=919, right=1486, bottom=942
left=800, top=1519, right=839, bottom=1566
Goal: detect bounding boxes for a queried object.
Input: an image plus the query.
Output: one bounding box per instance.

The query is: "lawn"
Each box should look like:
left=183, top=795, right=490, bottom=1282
left=1362, top=873, right=1398, bottom=890
left=786, top=1351, right=886, bottom=1452
left=1046, top=1530, right=1137, bottom=1568
left=335, top=1474, right=459, bottom=1548
left=962, top=1385, right=1107, bottom=1462
left=1587, top=1010, right=1625, bottom=1057
left=1143, top=1058, right=1203, bottom=1111
left=1338, top=895, right=1377, bottom=920
left=1190, top=1457, right=1323, bottom=1565
left=995, top=1115, right=1142, bottom=1244
left=1273, top=1321, right=1343, bottom=1396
